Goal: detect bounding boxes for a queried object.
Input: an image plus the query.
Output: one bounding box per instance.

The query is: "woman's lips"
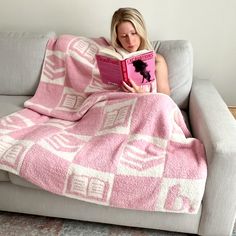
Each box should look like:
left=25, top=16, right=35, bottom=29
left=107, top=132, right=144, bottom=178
left=127, top=45, right=136, bottom=51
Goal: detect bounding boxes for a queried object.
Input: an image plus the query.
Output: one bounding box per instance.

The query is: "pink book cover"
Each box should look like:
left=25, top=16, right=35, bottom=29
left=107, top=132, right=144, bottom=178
left=96, top=50, right=156, bottom=86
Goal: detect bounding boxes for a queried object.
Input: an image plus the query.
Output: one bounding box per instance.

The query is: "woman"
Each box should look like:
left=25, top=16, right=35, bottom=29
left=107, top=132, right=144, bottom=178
left=110, top=7, right=170, bottom=95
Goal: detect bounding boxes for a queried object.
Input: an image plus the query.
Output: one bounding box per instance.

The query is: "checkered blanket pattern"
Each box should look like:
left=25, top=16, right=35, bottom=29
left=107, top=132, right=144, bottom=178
left=0, top=35, right=207, bottom=213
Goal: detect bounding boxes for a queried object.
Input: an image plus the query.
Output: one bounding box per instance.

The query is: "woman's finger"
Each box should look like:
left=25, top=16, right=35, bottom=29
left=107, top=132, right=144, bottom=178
left=129, top=79, right=138, bottom=90
left=122, top=80, right=146, bottom=93
left=122, top=81, right=133, bottom=92
left=121, top=86, right=130, bottom=92
left=128, top=79, right=146, bottom=93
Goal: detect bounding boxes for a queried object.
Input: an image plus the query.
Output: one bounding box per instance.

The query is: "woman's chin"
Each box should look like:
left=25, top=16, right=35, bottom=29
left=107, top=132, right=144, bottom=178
left=127, top=48, right=137, bottom=53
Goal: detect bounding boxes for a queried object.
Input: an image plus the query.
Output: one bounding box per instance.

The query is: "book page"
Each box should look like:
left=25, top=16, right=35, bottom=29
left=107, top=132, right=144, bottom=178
left=97, top=47, right=123, bottom=60
left=122, top=49, right=149, bottom=59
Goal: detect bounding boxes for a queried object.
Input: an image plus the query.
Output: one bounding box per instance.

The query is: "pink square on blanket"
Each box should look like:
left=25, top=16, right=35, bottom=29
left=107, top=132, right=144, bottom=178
left=64, top=57, right=93, bottom=92
left=110, top=175, right=162, bottom=211
left=131, top=94, right=173, bottom=139
left=66, top=107, right=103, bottom=136
left=164, top=140, right=207, bottom=179
left=73, top=134, right=125, bottom=173
left=26, top=82, right=64, bottom=111
left=20, top=144, right=70, bottom=194
left=0, top=144, right=25, bottom=171
left=47, top=35, right=75, bottom=52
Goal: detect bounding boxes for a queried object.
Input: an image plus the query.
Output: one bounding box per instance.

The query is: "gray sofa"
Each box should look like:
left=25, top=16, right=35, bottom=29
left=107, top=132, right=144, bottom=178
left=0, top=31, right=236, bottom=236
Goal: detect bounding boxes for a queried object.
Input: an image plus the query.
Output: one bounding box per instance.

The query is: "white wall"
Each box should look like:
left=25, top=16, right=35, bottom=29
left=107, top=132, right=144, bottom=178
left=0, top=0, right=235, bottom=105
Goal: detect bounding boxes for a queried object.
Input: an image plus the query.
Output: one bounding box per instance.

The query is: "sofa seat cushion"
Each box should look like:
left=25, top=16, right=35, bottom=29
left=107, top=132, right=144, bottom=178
left=0, top=170, right=10, bottom=181
left=8, top=173, right=40, bottom=190
left=0, top=95, right=31, bottom=118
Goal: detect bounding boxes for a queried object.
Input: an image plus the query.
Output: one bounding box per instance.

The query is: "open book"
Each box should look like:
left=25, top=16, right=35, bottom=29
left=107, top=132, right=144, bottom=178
left=96, top=48, right=156, bottom=86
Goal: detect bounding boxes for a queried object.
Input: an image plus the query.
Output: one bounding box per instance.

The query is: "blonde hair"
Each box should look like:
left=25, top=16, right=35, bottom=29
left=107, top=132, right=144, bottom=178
left=110, top=7, right=153, bottom=51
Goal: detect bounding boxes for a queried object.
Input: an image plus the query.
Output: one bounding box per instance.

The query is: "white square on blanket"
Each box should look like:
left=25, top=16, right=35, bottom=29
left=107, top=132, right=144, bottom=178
left=64, top=164, right=115, bottom=205
left=38, top=132, right=91, bottom=162
left=69, top=37, right=99, bottom=65
left=155, top=178, right=206, bottom=214
left=98, top=98, right=137, bottom=135
left=117, top=134, right=167, bottom=177
left=0, top=136, right=33, bottom=174
left=41, top=50, right=66, bottom=84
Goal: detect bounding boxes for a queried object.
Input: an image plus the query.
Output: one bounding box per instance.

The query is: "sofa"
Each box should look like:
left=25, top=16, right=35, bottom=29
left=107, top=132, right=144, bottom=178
left=0, top=31, right=236, bottom=236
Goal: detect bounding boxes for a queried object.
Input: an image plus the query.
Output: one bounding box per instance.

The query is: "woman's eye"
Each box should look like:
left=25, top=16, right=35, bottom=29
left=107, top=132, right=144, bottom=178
left=119, top=32, right=137, bottom=39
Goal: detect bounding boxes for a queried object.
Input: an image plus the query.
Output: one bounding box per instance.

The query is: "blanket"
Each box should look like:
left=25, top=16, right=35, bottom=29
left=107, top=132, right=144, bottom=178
left=0, top=35, right=207, bottom=214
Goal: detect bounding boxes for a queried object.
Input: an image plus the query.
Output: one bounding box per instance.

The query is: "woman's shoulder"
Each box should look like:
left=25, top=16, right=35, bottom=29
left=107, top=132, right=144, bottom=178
left=155, top=53, right=166, bottom=64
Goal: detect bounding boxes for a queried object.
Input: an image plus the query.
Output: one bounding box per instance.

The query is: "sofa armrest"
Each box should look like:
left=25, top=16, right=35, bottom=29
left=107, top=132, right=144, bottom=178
left=189, top=79, right=236, bottom=236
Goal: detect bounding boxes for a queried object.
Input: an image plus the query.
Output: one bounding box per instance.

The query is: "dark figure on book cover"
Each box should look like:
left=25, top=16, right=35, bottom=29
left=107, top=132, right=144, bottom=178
left=132, top=59, right=153, bottom=83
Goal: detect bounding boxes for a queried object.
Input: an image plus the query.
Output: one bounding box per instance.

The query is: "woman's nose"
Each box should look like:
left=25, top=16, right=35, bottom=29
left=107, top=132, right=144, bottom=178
left=126, top=35, right=132, bottom=43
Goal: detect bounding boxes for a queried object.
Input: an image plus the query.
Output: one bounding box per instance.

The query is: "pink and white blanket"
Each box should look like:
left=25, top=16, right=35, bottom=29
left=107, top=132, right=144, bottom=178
left=0, top=35, right=207, bottom=214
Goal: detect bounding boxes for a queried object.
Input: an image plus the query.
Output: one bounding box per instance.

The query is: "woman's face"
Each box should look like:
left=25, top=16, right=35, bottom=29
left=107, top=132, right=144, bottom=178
left=117, top=21, right=141, bottom=53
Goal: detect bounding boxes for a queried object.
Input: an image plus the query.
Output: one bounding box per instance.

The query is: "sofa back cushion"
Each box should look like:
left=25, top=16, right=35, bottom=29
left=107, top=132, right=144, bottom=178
left=0, top=31, right=55, bottom=96
left=0, top=33, right=193, bottom=109
left=152, top=40, right=193, bottom=110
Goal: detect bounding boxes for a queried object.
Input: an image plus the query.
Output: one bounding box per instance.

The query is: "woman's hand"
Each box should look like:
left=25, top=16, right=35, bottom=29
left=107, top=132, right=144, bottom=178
left=121, top=79, right=147, bottom=93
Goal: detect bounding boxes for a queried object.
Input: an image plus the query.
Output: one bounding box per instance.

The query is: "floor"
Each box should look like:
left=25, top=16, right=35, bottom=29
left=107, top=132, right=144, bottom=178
left=229, top=106, right=236, bottom=119
left=0, top=210, right=236, bottom=236
left=0, top=211, right=192, bottom=236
